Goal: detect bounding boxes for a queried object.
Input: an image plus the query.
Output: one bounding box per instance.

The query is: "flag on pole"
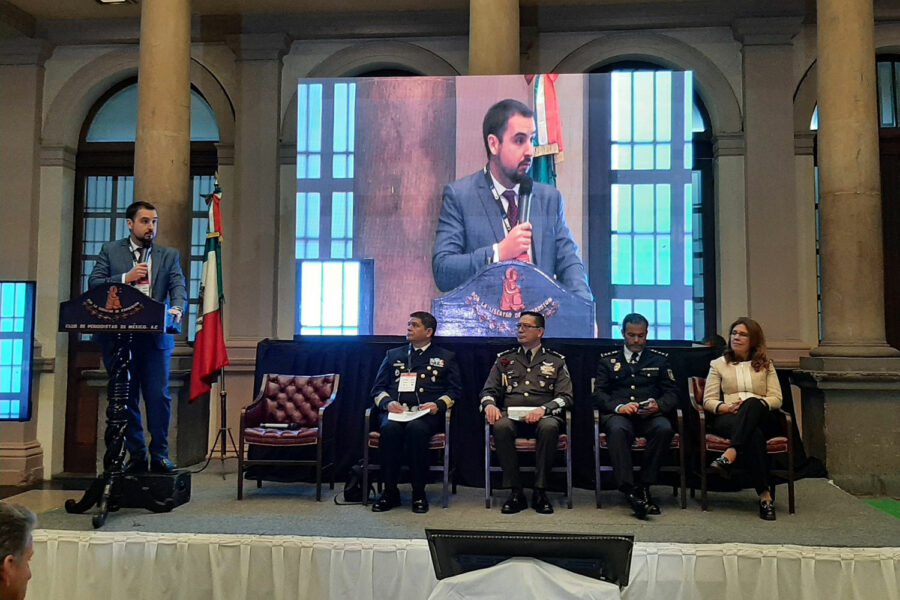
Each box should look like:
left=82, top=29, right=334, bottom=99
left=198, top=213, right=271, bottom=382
left=526, top=73, right=564, bottom=187
left=189, top=181, right=229, bottom=402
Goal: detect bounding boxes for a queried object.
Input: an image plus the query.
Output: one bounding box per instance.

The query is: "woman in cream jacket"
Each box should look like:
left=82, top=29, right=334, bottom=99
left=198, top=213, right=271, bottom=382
left=702, top=316, right=782, bottom=520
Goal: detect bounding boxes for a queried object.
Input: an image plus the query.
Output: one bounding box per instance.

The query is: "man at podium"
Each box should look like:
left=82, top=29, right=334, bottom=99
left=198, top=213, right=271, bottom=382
left=432, top=98, right=592, bottom=301
left=88, top=201, right=186, bottom=474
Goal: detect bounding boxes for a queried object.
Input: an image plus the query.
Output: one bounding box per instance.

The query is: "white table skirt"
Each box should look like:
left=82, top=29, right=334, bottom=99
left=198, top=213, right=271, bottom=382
left=28, top=530, right=900, bottom=600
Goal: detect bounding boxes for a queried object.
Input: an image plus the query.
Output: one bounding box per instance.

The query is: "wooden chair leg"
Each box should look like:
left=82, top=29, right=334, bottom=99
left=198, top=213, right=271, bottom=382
left=257, top=480, right=262, bottom=489
left=594, top=423, right=602, bottom=509
left=362, top=442, right=371, bottom=507
left=442, top=443, right=450, bottom=509
left=566, top=445, right=573, bottom=509
left=700, top=446, right=709, bottom=511
left=315, top=440, right=323, bottom=502
left=679, top=443, right=687, bottom=509
left=237, top=440, right=244, bottom=500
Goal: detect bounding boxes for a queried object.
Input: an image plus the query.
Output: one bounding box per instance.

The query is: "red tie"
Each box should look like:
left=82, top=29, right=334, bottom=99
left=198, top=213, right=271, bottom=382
left=502, top=190, right=529, bottom=262
left=502, top=190, right=519, bottom=227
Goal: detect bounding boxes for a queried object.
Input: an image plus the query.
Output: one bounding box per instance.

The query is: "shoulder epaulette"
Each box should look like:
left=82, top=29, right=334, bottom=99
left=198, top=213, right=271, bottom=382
left=600, top=350, right=618, bottom=358
left=650, top=348, right=669, bottom=357
left=497, top=347, right=518, bottom=357
left=544, top=348, right=565, bottom=359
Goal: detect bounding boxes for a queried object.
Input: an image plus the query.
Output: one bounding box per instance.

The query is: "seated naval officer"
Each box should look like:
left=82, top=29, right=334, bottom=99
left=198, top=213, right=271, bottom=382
left=592, top=312, right=678, bottom=519
left=369, top=311, right=462, bottom=513
left=480, top=311, right=573, bottom=514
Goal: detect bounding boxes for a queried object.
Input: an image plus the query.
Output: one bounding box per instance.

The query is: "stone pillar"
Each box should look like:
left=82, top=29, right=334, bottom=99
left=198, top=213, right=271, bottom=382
left=0, top=39, right=53, bottom=485
left=712, top=133, right=748, bottom=334
left=732, top=18, right=806, bottom=364
left=226, top=34, right=290, bottom=341
left=812, top=0, right=897, bottom=358
left=134, top=0, right=192, bottom=255
left=0, top=39, right=52, bottom=280
left=795, top=0, right=900, bottom=497
left=469, top=0, right=519, bottom=75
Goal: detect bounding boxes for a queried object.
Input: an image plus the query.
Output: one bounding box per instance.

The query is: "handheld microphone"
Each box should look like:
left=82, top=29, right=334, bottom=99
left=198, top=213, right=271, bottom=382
left=519, top=175, right=533, bottom=223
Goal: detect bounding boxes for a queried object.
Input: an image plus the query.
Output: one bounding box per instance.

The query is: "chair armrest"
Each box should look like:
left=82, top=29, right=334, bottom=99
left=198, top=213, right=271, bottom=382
left=444, top=406, right=452, bottom=436
left=242, top=400, right=266, bottom=428
left=776, top=408, right=793, bottom=438
left=444, top=405, right=453, bottom=424
left=565, top=410, right=572, bottom=437
left=675, top=407, right=685, bottom=437
left=593, top=408, right=600, bottom=425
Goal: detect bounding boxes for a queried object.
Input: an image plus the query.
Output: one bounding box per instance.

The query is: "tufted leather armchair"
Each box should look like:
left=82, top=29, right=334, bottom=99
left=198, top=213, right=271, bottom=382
left=689, top=377, right=795, bottom=513
left=238, top=373, right=340, bottom=501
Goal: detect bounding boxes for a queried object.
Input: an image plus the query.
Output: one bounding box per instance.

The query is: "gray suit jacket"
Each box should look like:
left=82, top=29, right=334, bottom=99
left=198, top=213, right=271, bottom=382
left=432, top=170, right=592, bottom=301
left=88, top=237, right=187, bottom=349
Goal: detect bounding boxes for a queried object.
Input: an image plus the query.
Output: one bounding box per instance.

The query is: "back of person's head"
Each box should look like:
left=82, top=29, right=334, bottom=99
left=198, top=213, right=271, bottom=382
left=483, top=99, right=534, bottom=159
left=0, top=502, right=37, bottom=600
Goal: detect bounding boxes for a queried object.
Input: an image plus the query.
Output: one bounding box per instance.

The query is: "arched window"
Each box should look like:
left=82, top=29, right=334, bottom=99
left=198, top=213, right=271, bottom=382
left=590, top=62, right=715, bottom=340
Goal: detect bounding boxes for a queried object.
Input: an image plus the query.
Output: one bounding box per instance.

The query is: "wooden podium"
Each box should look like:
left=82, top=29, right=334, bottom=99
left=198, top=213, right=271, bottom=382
left=59, top=283, right=190, bottom=528
left=432, top=261, right=595, bottom=337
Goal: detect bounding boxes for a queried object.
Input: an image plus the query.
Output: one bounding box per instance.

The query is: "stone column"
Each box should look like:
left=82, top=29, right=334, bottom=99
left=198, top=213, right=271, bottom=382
left=794, top=0, right=900, bottom=497
left=0, top=39, right=53, bottom=485
left=732, top=18, right=806, bottom=364
left=469, top=0, right=519, bottom=75
left=812, top=0, right=897, bottom=358
left=134, top=0, right=192, bottom=254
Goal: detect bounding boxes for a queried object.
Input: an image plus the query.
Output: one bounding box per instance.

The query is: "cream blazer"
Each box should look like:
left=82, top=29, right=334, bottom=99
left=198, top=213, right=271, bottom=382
left=701, top=356, right=782, bottom=413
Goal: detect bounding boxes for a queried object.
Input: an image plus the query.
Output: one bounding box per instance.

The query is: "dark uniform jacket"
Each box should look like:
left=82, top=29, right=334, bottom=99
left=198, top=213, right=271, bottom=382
left=479, top=346, right=573, bottom=416
left=370, top=344, right=462, bottom=413
left=592, top=348, right=678, bottom=415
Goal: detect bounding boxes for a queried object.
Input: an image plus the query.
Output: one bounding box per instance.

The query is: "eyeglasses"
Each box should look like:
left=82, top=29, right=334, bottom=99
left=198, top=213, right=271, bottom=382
left=516, top=323, right=541, bottom=330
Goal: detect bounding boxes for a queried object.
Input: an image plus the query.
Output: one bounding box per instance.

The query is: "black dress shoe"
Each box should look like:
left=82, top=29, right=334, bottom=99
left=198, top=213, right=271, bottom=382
left=372, top=490, right=401, bottom=513
left=501, top=490, right=527, bottom=514
left=531, top=490, right=554, bottom=514
left=124, top=458, right=149, bottom=474
left=710, top=455, right=734, bottom=479
left=411, top=497, right=429, bottom=514
left=150, top=457, right=176, bottom=473
left=641, top=486, right=661, bottom=515
left=625, top=490, right=648, bottom=520
left=759, top=500, right=777, bottom=521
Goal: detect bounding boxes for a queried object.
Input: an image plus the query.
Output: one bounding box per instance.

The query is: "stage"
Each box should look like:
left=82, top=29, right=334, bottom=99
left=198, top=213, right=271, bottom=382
left=16, top=466, right=900, bottom=599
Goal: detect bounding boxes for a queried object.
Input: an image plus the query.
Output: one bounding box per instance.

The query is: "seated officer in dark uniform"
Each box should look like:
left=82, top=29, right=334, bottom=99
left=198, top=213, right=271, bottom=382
left=593, top=312, right=678, bottom=519
left=370, top=311, right=462, bottom=514
left=480, top=311, right=573, bottom=514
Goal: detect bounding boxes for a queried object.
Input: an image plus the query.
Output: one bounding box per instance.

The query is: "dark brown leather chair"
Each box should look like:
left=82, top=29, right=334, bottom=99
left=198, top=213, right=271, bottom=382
left=592, top=408, right=687, bottom=509
left=689, top=376, right=795, bottom=513
left=238, top=373, right=339, bottom=501
left=362, top=406, right=454, bottom=508
left=484, top=412, right=573, bottom=509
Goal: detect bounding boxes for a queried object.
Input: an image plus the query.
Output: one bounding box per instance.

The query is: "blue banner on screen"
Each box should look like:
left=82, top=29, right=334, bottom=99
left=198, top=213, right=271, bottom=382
left=295, top=73, right=707, bottom=340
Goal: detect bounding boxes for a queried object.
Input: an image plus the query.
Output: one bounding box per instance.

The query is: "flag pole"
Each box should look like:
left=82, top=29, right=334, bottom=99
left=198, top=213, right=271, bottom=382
left=192, top=178, right=237, bottom=478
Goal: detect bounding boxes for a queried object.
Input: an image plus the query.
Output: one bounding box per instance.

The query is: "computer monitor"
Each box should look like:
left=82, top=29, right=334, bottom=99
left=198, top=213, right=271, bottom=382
left=425, top=529, right=634, bottom=588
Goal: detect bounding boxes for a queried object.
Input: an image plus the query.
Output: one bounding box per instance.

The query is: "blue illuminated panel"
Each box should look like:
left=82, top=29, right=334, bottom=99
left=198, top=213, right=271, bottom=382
left=296, top=260, right=372, bottom=336
left=0, top=282, right=35, bottom=421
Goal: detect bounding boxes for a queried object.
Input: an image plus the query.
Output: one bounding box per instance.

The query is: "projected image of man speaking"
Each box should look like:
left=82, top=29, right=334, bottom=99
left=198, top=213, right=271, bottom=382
left=431, top=99, right=592, bottom=302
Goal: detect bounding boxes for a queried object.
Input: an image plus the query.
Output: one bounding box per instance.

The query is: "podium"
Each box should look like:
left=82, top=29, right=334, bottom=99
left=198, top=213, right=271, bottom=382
left=432, top=261, right=595, bottom=337
left=59, top=283, right=190, bottom=528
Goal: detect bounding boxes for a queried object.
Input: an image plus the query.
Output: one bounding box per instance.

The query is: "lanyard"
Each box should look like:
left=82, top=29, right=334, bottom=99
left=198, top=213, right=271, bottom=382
left=483, top=166, right=515, bottom=234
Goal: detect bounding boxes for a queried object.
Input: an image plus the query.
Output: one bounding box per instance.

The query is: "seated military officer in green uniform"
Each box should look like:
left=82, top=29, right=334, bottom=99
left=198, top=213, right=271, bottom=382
left=480, top=311, right=573, bottom=515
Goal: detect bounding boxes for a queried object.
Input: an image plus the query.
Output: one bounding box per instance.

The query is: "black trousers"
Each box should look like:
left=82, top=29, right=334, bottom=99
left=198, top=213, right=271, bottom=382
left=711, top=397, right=780, bottom=495
left=602, top=413, right=674, bottom=490
left=492, top=415, right=563, bottom=490
left=378, top=413, right=442, bottom=492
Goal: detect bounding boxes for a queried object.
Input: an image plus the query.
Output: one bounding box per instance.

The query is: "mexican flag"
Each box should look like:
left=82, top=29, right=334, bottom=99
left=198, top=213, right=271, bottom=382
left=189, top=183, right=229, bottom=402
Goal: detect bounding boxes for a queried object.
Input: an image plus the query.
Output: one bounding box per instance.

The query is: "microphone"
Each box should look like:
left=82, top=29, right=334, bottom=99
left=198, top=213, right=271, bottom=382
left=519, top=175, right=533, bottom=223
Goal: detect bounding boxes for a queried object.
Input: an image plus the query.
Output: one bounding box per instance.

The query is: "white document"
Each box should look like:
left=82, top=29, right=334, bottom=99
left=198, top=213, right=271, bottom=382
left=506, top=406, right=534, bottom=421
left=388, top=409, right=431, bottom=423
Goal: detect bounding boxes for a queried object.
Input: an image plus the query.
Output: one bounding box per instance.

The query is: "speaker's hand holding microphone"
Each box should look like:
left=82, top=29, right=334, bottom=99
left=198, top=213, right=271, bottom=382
left=125, top=245, right=151, bottom=284
left=498, top=224, right=532, bottom=261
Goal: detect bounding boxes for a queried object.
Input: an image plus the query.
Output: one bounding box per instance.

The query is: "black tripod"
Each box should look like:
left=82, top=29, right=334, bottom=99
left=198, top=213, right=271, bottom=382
left=194, top=368, right=239, bottom=479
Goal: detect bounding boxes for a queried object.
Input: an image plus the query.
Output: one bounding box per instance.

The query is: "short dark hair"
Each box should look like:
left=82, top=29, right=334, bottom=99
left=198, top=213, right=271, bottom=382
left=126, top=201, right=157, bottom=221
left=409, top=311, right=437, bottom=336
left=621, top=313, right=649, bottom=330
left=701, top=333, right=727, bottom=347
left=519, top=310, right=545, bottom=329
left=483, top=99, right=534, bottom=159
left=0, top=502, right=36, bottom=562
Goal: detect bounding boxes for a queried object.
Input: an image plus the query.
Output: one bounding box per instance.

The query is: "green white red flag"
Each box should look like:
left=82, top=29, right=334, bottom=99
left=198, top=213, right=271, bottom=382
left=189, top=183, right=229, bottom=401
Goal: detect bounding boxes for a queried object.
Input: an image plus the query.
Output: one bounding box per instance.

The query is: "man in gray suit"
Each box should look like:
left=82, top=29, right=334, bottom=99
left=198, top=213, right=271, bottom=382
left=432, top=99, right=592, bottom=301
left=89, top=201, right=187, bottom=473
